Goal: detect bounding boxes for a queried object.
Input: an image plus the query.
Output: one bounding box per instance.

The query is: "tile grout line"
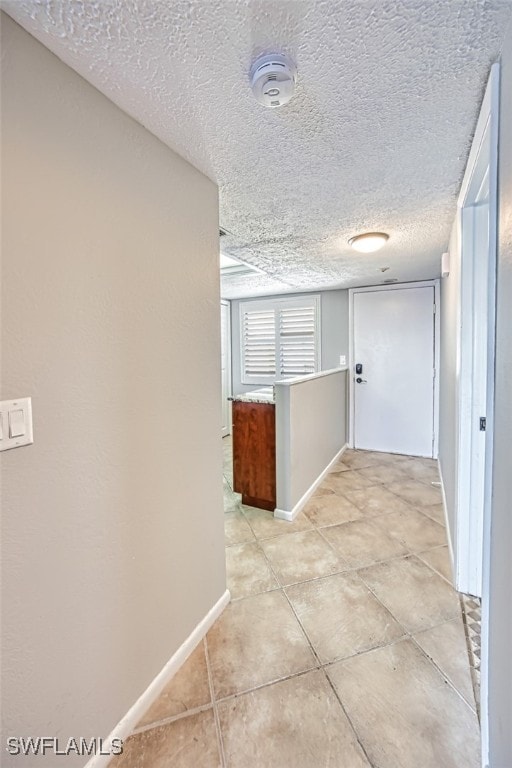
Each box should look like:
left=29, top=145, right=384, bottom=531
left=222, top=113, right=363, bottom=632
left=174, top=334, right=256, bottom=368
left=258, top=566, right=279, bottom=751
left=322, top=669, right=376, bottom=768
left=230, top=539, right=451, bottom=678
left=313, top=524, right=353, bottom=567
left=233, top=491, right=443, bottom=547
left=350, top=567, right=413, bottom=639
left=320, top=634, right=410, bottom=670
left=253, top=528, right=468, bottom=716
left=408, top=633, right=478, bottom=715
left=297, top=469, right=399, bottom=768
left=223, top=448, right=475, bottom=727
left=229, top=439, right=449, bottom=514
left=204, top=636, right=227, bottom=768
left=414, top=505, right=447, bottom=527
left=214, top=667, right=319, bottom=705
left=236, top=516, right=446, bottom=556
left=226, top=468, right=452, bottom=605
left=226, top=546, right=457, bottom=605
left=329, top=461, right=440, bottom=490
left=354, top=561, right=455, bottom=640
left=132, top=702, right=214, bottom=735
left=219, top=496, right=337, bottom=708
left=201, top=638, right=420, bottom=721
left=215, top=595, right=477, bottom=736
left=353, top=569, right=478, bottom=714
left=256, top=543, right=325, bottom=670
left=415, top=551, right=453, bottom=585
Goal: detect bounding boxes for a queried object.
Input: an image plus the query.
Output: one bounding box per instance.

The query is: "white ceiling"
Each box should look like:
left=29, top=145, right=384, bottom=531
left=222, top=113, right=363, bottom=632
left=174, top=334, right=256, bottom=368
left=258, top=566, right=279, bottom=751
left=4, top=0, right=511, bottom=299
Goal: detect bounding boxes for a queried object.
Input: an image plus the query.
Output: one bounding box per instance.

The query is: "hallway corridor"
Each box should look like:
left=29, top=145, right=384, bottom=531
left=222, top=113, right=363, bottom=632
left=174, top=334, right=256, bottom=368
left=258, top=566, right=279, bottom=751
left=112, top=443, right=480, bottom=768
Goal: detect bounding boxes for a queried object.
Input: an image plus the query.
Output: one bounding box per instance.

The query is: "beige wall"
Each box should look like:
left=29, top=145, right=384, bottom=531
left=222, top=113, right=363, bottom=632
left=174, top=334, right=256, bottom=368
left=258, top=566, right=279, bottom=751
left=275, top=369, right=347, bottom=515
left=0, top=14, right=225, bottom=765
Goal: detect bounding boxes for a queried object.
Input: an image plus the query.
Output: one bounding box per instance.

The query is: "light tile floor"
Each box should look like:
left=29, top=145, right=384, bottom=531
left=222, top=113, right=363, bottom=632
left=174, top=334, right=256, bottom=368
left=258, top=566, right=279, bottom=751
left=111, top=440, right=480, bottom=768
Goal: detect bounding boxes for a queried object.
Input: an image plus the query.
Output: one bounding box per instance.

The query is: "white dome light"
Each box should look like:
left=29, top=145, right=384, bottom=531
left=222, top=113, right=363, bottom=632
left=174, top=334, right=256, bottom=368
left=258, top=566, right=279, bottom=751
left=349, top=232, right=389, bottom=253
left=250, top=54, right=297, bottom=108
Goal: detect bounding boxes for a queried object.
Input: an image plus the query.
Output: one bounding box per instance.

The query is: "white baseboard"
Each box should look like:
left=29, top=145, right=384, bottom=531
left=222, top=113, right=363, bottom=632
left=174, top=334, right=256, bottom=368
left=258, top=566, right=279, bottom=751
left=85, top=588, right=230, bottom=768
left=437, top=460, right=455, bottom=577
left=274, top=443, right=349, bottom=522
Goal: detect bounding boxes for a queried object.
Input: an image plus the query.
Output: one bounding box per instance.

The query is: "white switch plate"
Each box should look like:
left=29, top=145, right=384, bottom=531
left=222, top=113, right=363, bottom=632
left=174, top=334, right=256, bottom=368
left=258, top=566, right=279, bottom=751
left=339, top=355, right=347, bottom=366
left=0, top=397, right=33, bottom=451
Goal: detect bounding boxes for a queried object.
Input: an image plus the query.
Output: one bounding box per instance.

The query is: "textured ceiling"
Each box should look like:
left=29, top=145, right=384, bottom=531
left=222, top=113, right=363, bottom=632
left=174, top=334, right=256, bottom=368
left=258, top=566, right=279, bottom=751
left=4, top=0, right=511, bottom=299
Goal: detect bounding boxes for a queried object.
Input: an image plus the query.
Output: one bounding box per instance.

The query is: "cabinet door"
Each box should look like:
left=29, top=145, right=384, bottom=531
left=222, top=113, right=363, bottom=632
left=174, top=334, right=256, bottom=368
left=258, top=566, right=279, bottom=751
left=232, top=401, right=276, bottom=510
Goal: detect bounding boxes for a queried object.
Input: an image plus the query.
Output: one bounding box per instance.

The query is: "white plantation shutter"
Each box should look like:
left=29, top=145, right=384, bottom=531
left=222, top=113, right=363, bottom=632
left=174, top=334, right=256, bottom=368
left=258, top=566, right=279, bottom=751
left=240, top=296, right=320, bottom=384
left=279, top=305, right=317, bottom=376
left=242, top=308, right=276, bottom=378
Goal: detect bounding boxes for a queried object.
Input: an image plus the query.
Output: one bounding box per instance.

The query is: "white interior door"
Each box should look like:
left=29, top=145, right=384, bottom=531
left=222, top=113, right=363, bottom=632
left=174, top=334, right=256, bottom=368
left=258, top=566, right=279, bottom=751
left=353, top=285, right=435, bottom=457
left=221, top=301, right=231, bottom=437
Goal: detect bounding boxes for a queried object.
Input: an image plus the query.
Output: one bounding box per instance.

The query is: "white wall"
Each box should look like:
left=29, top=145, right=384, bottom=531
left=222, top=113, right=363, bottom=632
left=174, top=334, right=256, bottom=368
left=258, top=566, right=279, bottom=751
left=0, top=15, right=225, bottom=765
left=485, top=19, right=512, bottom=767
left=275, top=369, right=347, bottom=518
left=438, top=221, right=461, bottom=553
left=231, top=289, right=349, bottom=395
left=438, top=26, right=512, bottom=765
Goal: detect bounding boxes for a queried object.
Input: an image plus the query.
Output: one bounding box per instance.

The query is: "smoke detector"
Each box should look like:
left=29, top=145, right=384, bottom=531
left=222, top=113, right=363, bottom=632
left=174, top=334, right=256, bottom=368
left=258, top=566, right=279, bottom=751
left=250, top=54, right=297, bottom=108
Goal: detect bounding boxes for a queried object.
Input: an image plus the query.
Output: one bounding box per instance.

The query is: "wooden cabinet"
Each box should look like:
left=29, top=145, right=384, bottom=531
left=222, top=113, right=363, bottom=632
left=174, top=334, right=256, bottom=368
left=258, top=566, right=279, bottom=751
left=232, top=400, right=276, bottom=511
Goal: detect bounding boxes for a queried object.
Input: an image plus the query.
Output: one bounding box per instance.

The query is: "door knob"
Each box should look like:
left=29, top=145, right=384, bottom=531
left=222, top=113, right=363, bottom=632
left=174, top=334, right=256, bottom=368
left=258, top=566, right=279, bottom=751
left=356, top=377, right=367, bottom=384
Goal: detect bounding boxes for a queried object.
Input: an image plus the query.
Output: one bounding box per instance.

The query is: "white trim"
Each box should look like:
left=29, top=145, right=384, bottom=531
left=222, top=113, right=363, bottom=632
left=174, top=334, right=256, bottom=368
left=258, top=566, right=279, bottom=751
left=455, top=62, right=499, bottom=604
left=348, top=280, right=440, bottom=457
left=274, top=443, right=348, bottom=521
left=437, top=459, right=455, bottom=576
left=478, top=62, right=499, bottom=768
left=273, top=366, right=347, bottom=387
left=433, top=281, right=441, bottom=459
left=458, top=68, right=493, bottom=207
left=84, top=589, right=231, bottom=768
left=348, top=291, right=355, bottom=449
left=221, top=300, right=232, bottom=437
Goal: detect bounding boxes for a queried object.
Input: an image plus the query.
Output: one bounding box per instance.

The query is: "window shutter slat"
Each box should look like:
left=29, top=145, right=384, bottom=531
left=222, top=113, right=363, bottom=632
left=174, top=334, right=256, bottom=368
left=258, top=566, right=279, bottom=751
left=242, top=309, right=276, bottom=377
left=278, top=305, right=317, bottom=376
left=240, top=297, right=320, bottom=383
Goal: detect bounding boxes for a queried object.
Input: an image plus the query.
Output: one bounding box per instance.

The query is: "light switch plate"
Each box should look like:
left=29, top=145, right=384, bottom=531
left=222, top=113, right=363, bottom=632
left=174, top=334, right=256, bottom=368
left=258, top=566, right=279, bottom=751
left=0, top=397, right=33, bottom=451
left=339, top=355, right=347, bottom=366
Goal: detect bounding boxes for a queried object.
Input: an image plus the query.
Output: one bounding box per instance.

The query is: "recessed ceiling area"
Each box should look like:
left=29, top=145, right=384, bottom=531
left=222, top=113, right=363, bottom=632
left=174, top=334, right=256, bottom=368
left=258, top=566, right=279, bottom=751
left=4, top=0, right=511, bottom=299
left=220, top=254, right=242, bottom=270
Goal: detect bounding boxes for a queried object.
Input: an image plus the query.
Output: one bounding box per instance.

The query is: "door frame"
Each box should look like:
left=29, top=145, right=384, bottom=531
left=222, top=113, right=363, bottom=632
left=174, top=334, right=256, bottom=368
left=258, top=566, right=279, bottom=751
left=348, top=280, right=440, bottom=456
left=221, top=299, right=232, bottom=437
left=454, top=63, right=499, bottom=768
left=455, top=64, right=499, bottom=604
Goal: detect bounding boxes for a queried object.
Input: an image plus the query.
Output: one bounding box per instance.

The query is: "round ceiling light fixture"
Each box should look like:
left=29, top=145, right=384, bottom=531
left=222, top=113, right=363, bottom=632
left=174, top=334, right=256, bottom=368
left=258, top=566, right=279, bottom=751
left=250, top=53, right=297, bottom=108
left=349, top=232, right=389, bottom=253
